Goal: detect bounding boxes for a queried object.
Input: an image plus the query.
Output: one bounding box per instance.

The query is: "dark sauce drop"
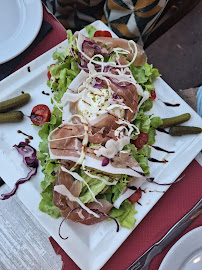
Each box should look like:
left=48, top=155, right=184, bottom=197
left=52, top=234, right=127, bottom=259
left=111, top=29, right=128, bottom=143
left=163, top=101, right=180, bottom=107
left=27, top=66, right=31, bottom=72
left=157, top=128, right=169, bottom=134
left=21, top=91, right=25, bottom=94
left=42, top=91, right=50, bottom=96
left=126, top=166, right=145, bottom=176
left=127, top=186, right=137, bottom=190
left=146, top=176, right=183, bottom=186
left=152, top=146, right=175, bottom=154
left=149, top=190, right=165, bottom=193
left=17, top=130, right=33, bottom=140
left=148, top=158, right=168, bottom=163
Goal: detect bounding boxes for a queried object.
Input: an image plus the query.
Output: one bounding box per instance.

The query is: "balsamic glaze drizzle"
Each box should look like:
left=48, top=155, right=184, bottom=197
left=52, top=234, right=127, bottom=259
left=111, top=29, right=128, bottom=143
left=163, top=101, right=180, bottom=107
left=152, top=145, right=175, bottom=154
left=148, top=158, right=168, bottom=163
left=157, top=128, right=169, bottom=134
left=17, top=130, right=33, bottom=140
left=42, top=91, right=50, bottom=96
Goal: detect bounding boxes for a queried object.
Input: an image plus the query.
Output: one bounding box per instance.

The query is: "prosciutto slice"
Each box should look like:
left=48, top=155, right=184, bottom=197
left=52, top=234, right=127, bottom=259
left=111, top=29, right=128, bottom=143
left=53, top=160, right=113, bottom=224
left=49, top=124, right=145, bottom=179
left=60, top=199, right=113, bottom=225
left=81, top=35, right=147, bottom=66
left=53, top=162, right=82, bottom=211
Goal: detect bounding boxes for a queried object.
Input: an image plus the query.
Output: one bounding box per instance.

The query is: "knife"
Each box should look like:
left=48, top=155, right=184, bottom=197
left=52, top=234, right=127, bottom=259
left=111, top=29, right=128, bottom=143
left=126, top=198, right=202, bottom=270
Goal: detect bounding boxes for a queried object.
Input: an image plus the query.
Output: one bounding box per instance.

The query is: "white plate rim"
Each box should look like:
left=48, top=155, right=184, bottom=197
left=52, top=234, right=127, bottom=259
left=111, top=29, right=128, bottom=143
left=159, top=226, right=202, bottom=270
left=0, top=0, right=43, bottom=64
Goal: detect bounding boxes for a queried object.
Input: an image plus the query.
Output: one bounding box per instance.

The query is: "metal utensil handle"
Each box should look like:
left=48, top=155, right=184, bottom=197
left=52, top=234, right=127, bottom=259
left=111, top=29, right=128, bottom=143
left=157, top=198, right=202, bottom=250
left=126, top=199, right=202, bottom=270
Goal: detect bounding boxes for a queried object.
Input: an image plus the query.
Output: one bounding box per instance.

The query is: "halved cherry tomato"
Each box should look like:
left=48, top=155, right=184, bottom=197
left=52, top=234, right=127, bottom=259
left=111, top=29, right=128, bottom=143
left=150, top=90, right=156, bottom=101
left=47, top=70, right=51, bottom=80
left=47, top=64, right=59, bottom=83
left=133, top=132, right=149, bottom=150
left=30, top=104, right=51, bottom=126
left=47, top=64, right=55, bottom=80
left=129, top=188, right=142, bottom=203
left=94, top=30, right=112, bottom=37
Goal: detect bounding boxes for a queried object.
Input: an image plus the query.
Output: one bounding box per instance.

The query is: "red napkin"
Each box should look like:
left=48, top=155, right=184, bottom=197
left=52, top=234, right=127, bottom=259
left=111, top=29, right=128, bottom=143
left=49, top=159, right=202, bottom=270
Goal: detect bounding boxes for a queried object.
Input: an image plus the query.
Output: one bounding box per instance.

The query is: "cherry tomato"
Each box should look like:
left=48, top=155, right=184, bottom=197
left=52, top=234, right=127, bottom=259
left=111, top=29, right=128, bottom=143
left=47, top=64, right=55, bottom=80
left=129, top=188, right=142, bottom=203
left=47, top=70, right=51, bottom=80
left=133, top=132, right=149, bottom=150
left=47, top=65, right=59, bottom=83
left=30, top=104, right=51, bottom=126
left=150, top=90, right=156, bottom=101
left=94, top=30, right=112, bottom=37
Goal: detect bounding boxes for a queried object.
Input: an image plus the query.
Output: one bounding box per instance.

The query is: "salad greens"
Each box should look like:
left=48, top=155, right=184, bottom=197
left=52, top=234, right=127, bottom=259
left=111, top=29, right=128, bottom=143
left=37, top=26, right=162, bottom=229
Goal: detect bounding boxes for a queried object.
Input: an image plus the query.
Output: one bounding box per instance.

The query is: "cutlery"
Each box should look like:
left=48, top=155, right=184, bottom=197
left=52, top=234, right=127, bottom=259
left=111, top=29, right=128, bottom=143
left=126, top=198, right=202, bottom=270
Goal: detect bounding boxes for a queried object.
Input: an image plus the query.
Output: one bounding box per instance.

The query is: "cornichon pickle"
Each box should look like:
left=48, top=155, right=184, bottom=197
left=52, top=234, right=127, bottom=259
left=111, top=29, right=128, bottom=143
left=160, top=113, right=191, bottom=129
left=0, top=111, right=24, bottom=123
left=0, top=93, right=30, bottom=113
left=169, top=126, right=202, bottom=136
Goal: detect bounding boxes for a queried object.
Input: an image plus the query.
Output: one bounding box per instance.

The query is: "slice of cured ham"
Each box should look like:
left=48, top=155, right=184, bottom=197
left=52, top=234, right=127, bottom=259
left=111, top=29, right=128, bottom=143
left=60, top=199, right=113, bottom=225
left=53, top=163, right=82, bottom=211
left=49, top=124, right=145, bottom=179
left=80, top=34, right=147, bottom=66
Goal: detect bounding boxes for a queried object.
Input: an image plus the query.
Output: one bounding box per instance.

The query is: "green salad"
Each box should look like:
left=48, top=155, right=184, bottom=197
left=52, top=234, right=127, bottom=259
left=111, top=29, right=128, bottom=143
left=37, top=25, right=162, bottom=230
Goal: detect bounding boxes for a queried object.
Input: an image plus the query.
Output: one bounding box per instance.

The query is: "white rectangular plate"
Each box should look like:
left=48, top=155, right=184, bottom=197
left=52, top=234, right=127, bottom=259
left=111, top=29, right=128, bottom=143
left=0, top=21, right=202, bottom=270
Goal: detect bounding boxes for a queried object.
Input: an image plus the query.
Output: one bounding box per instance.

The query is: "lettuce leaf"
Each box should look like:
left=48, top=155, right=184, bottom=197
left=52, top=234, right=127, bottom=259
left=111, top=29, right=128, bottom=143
left=132, top=111, right=151, bottom=134
left=150, top=116, right=163, bottom=128
left=110, top=200, right=137, bottom=229
left=78, top=169, right=123, bottom=204
left=39, top=184, right=61, bottom=219
left=123, top=144, right=151, bottom=175
left=130, top=62, right=160, bottom=95
left=52, top=30, right=75, bottom=63
left=85, top=25, right=97, bottom=37
left=148, top=127, right=156, bottom=145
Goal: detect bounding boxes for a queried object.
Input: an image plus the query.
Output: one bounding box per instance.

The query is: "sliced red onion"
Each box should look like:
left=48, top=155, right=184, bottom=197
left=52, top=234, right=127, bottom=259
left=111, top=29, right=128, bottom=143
left=70, top=47, right=103, bottom=72
left=78, top=51, right=88, bottom=64
left=104, top=66, right=113, bottom=72
left=112, top=93, right=119, bottom=99
left=94, top=78, right=103, bottom=89
left=102, top=157, right=109, bottom=166
left=82, top=40, right=113, bottom=57
left=0, top=142, right=38, bottom=200
left=70, top=47, right=88, bottom=71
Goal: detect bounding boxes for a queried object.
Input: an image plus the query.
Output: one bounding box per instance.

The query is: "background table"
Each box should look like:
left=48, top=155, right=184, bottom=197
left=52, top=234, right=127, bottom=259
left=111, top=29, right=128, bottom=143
left=10, top=4, right=202, bottom=270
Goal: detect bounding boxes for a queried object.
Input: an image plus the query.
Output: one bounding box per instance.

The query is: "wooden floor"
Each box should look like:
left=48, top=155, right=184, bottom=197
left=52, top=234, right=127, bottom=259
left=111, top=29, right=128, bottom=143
left=145, top=1, right=202, bottom=91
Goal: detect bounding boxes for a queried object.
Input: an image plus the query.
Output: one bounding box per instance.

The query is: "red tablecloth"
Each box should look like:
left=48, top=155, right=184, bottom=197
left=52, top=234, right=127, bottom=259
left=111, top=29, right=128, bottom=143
left=16, top=5, right=202, bottom=270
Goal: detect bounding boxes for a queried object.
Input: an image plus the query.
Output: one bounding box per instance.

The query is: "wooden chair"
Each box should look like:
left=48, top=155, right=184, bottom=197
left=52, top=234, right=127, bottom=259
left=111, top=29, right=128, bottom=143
left=144, top=0, right=200, bottom=48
